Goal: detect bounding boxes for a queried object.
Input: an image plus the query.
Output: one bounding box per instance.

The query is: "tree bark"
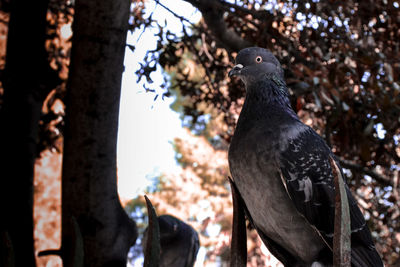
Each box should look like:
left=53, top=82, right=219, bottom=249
left=0, top=1, right=52, bottom=266
left=61, top=1, right=137, bottom=266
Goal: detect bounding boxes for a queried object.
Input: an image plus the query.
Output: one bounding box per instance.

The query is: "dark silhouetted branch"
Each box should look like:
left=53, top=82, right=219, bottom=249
left=38, top=216, right=84, bottom=267
left=38, top=249, right=63, bottom=257
left=154, top=0, right=197, bottom=27
left=183, top=0, right=252, bottom=52
left=338, top=158, right=392, bottom=186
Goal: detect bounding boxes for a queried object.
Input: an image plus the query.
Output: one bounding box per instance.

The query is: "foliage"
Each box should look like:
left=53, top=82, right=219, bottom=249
left=133, top=0, right=400, bottom=264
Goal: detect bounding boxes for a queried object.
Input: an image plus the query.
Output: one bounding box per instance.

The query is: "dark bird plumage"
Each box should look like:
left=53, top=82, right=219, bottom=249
left=228, top=47, right=383, bottom=267
left=143, top=215, right=200, bottom=267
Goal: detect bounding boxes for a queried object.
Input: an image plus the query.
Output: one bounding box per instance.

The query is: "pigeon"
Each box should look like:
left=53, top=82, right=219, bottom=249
left=142, top=215, right=200, bottom=267
left=228, top=47, right=383, bottom=267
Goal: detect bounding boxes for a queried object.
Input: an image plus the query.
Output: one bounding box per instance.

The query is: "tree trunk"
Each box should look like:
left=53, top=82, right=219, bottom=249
left=0, top=1, right=51, bottom=266
left=61, top=1, right=137, bottom=266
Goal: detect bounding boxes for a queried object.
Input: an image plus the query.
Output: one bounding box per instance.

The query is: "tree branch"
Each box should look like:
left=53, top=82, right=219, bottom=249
left=154, top=0, right=197, bottom=27
left=181, top=0, right=315, bottom=72
left=183, top=0, right=251, bottom=52
left=181, top=25, right=218, bottom=93
left=338, top=158, right=392, bottom=186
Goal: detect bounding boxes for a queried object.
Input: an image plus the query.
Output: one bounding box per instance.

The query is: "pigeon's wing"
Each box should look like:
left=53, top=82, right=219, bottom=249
left=278, top=127, right=383, bottom=267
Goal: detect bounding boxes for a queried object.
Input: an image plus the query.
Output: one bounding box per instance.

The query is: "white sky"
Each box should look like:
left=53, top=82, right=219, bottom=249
left=117, top=0, right=201, bottom=200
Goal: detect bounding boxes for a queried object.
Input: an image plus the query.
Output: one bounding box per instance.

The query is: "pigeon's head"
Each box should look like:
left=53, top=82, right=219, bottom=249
left=229, top=47, right=284, bottom=86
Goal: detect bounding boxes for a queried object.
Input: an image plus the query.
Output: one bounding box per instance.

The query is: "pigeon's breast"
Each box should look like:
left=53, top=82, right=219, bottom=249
left=228, top=126, right=325, bottom=263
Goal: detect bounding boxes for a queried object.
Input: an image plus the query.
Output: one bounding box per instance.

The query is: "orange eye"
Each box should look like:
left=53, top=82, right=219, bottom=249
left=255, top=56, right=263, bottom=63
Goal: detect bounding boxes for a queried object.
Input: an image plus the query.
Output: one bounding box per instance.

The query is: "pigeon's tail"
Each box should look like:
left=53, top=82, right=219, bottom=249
left=351, top=245, right=383, bottom=267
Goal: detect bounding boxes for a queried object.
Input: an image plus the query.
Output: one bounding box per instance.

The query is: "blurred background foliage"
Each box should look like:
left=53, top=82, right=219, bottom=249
left=0, top=0, right=398, bottom=266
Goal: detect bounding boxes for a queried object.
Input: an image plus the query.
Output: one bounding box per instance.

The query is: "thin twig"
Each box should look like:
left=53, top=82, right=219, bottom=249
left=338, top=158, right=392, bottom=186
left=181, top=25, right=218, bottom=93
left=154, top=0, right=197, bottom=27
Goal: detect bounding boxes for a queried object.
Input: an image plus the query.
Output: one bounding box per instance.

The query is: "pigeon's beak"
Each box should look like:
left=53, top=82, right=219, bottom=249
left=228, top=64, right=243, bottom=77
